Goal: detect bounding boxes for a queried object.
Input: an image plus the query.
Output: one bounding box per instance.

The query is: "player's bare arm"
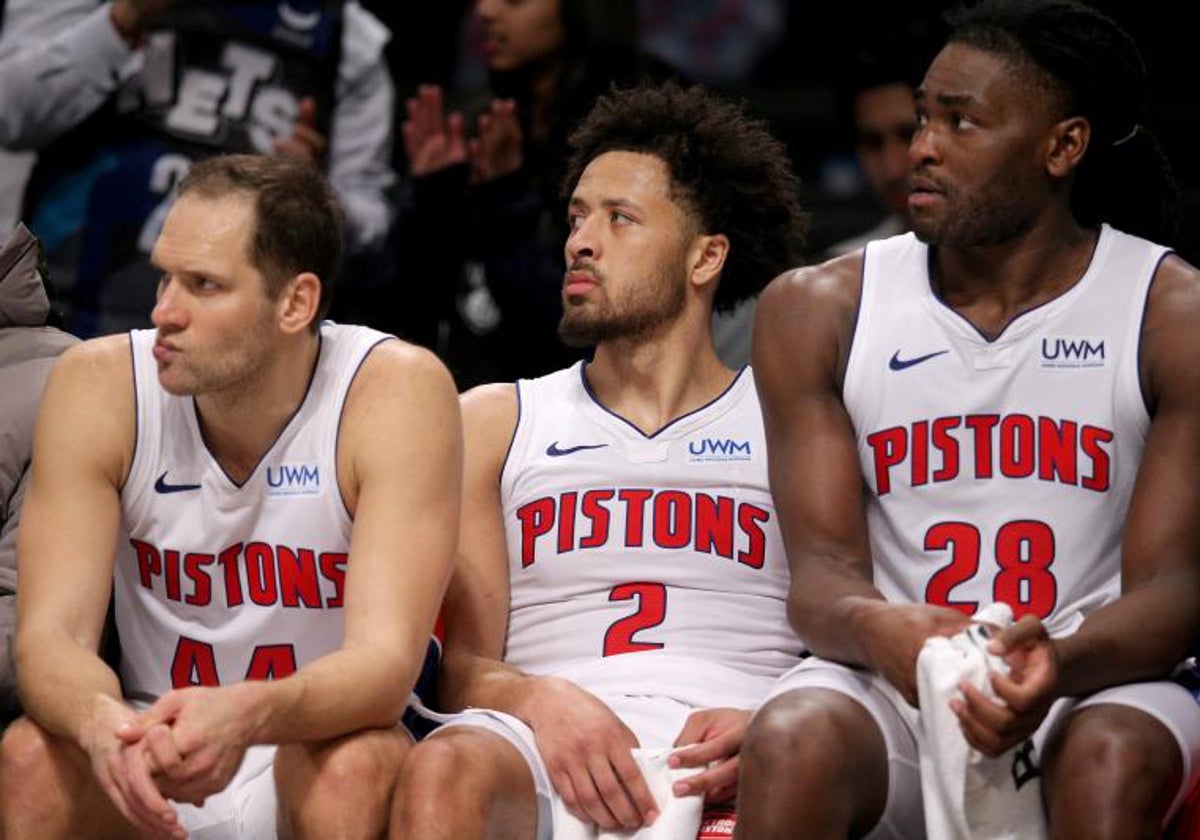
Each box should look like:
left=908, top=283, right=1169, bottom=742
left=438, top=383, right=659, bottom=831
left=754, top=255, right=969, bottom=702
left=952, top=254, right=1200, bottom=757
left=15, top=336, right=184, bottom=835
left=130, top=341, right=462, bottom=795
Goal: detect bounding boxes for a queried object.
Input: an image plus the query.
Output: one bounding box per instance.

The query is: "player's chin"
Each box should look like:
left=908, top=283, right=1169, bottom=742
left=157, top=370, right=199, bottom=397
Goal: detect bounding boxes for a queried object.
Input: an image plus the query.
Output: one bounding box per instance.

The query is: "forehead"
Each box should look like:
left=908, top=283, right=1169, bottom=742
left=153, top=192, right=257, bottom=275
left=572, top=151, right=675, bottom=206
left=919, top=42, right=1042, bottom=113
left=856, top=83, right=917, bottom=131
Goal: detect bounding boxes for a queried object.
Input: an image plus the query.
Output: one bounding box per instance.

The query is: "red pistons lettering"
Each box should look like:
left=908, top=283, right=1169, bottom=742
left=131, top=540, right=347, bottom=609
left=867, top=414, right=1113, bottom=496
left=516, top=489, right=769, bottom=569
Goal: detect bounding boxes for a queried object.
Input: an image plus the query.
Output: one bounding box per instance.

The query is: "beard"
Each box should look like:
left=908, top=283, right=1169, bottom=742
left=557, top=259, right=689, bottom=349
left=911, top=169, right=1034, bottom=248
left=156, top=306, right=277, bottom=399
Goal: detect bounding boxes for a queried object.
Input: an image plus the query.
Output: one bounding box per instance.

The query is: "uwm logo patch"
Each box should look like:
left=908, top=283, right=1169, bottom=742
left=1039, top=336, right=1107, bottom=369
left=687, top=437, right=752, bottom=463
left=266, top=462, right=321, bottom=496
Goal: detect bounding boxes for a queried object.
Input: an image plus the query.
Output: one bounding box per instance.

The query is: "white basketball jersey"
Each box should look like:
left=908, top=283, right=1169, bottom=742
left=501, top=363, right=802, bottom=709
left=844, top=226, right=1170, bottom=635
left=115, top=323, right=392, bottom=703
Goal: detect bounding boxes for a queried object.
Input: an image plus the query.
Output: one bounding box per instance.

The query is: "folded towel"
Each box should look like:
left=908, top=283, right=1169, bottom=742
left=916, top=603, right=1047, bottom=840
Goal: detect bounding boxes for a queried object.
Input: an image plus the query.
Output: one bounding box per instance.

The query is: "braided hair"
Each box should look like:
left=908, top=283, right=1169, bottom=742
left=947, top=0, right=1180, bottom=244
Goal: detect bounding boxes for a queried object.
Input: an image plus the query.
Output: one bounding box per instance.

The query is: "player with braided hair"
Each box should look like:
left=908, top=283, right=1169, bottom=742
left=737, top=1, right=1200, bottom=837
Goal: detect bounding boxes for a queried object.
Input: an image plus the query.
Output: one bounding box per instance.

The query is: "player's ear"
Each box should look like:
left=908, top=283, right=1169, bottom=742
left=277, top=272, right=321, bottom=333
left=688, top=233, right=730, bottom=293
left=1046, top=116, right=1089, bottom=179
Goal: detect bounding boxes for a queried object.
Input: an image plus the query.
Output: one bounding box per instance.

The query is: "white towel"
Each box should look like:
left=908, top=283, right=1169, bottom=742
left=552, top=747, right=706, bottom=839
left=915, top=603, right=1047, bottom=840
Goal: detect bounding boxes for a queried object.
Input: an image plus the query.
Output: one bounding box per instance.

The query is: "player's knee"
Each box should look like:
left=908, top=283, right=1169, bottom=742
left=0, top=717, right=61, bottom=809
left=743, top=691, right=861, bottom=779
left=1051, top=705, right=1180, bottom=795
left=307, top=729, right=406, bottom=802
left=396, top=733, right=479, bottom=805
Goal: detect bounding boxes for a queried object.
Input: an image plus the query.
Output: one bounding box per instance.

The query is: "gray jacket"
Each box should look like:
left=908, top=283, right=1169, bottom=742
left=0, top=224, right=78, bottom=718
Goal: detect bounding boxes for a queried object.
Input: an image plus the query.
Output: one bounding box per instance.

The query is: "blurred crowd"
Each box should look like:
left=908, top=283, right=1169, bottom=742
left=0, top=0, right=1195, bottom=391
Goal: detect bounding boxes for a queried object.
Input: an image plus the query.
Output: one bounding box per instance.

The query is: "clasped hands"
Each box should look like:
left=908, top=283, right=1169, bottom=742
left=84, top=686, right=254, bottom=839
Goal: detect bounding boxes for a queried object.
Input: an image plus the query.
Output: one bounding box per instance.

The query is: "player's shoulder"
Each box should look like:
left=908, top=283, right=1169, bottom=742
left=47, top=333, right=132, bottom=394
left=355, top=336, right=457, bottom=396
left=460, top=382, right=518, bottom=437
left=1142, top=253, right=1200, bottom=342
left=755, top=251, right=864, bottom=345
left=758, top=252, right=864, bottom=318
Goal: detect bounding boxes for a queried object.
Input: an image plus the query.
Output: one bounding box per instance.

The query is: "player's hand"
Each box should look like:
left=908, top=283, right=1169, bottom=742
left=403, top=85, right=468, bottom=178
left=524, top=676, right=659, bottom=831
left=110, top=0, right=173, bottom=42
left=867, top=602, right=972, bottom=706
left=669, top=707, right=750, bottom=804
left=81, top=694, right=185, bottom=839
left=119, top=684, right=256, bottom=805
left=951, top=614, right=1059, bottom=757
left=273, top=97, right=329, bottom=163
left=468, top=98, right=522, bottom=184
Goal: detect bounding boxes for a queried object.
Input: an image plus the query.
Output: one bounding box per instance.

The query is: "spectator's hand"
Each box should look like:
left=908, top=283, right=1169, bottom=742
left=469, top=99, right=522, bottom=184
left=867, top=602, right=973, bottom=706
left=669, top=707, right=751, bottom=804
left=273, top=97, right=329, bottom=163
left=951, top=614, right=1059, bottom=757
left=118, top=684, right=254, bottom=806
left=81, top=694, right=184, bottom=839
left=110, top=0, right=173, bottom=43
left=402, top=85, right=468, bottom=178
left=525, top=676, right=659, bottom=831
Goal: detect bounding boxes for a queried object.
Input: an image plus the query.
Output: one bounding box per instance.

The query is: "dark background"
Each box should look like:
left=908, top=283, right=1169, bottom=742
left=740, top=1, right=1200, bottom=261
left=369, top=1, right=1198, bottom=262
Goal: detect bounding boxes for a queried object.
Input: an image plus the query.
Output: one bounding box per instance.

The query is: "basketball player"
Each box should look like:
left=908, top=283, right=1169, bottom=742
left=735, top=1, right=1200, bottom=837
left=389, top=82, right=807, bottom=838
left=0, top=154, right=461, bottom=839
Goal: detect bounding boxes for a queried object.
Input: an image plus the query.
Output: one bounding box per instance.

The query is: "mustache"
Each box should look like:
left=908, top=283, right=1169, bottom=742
left=565, top=260, right=602, bottom=280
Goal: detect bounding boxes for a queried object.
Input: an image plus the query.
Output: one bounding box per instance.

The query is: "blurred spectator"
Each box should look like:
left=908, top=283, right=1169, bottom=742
left=712, top=24, right=938, bottom=368
left=391, top=0, right=683, bottom=388
left=0, top=0, right=394, bottom=338
left=0, top=224, right=77, bottom=725
left=636, top=0, right=787, bottom=86
left=824, top=25, right=941, bottom=256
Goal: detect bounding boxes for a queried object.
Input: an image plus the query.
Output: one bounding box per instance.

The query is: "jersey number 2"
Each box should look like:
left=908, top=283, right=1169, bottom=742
left=924, top=520, right=1058, bottom=619
left=603, top=582, right=666, bottom=656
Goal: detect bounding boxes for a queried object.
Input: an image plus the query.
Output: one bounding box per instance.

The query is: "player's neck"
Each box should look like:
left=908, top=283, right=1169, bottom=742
left=194, top=332, right=321, bottom=483
left=587, top=320, right=734, bottom=436
left=931, top=218, right=1098, bottom=340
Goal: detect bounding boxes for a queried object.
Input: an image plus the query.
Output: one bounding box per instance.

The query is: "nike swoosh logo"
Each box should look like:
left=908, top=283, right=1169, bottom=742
left=154, top=471, right=201, bottom=494
left=546, top=442, right=608, bottom=457
left=888, top=349, right=950, bottom=371
left=278, top=2, right=322, bottom=31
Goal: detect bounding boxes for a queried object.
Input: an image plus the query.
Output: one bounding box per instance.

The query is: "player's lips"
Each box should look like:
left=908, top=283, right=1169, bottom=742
left=908, top=175, right=944, bottom=210
left=564, top=270, right=599, bottom=295
left=153, top=338, right=180, bottom=361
